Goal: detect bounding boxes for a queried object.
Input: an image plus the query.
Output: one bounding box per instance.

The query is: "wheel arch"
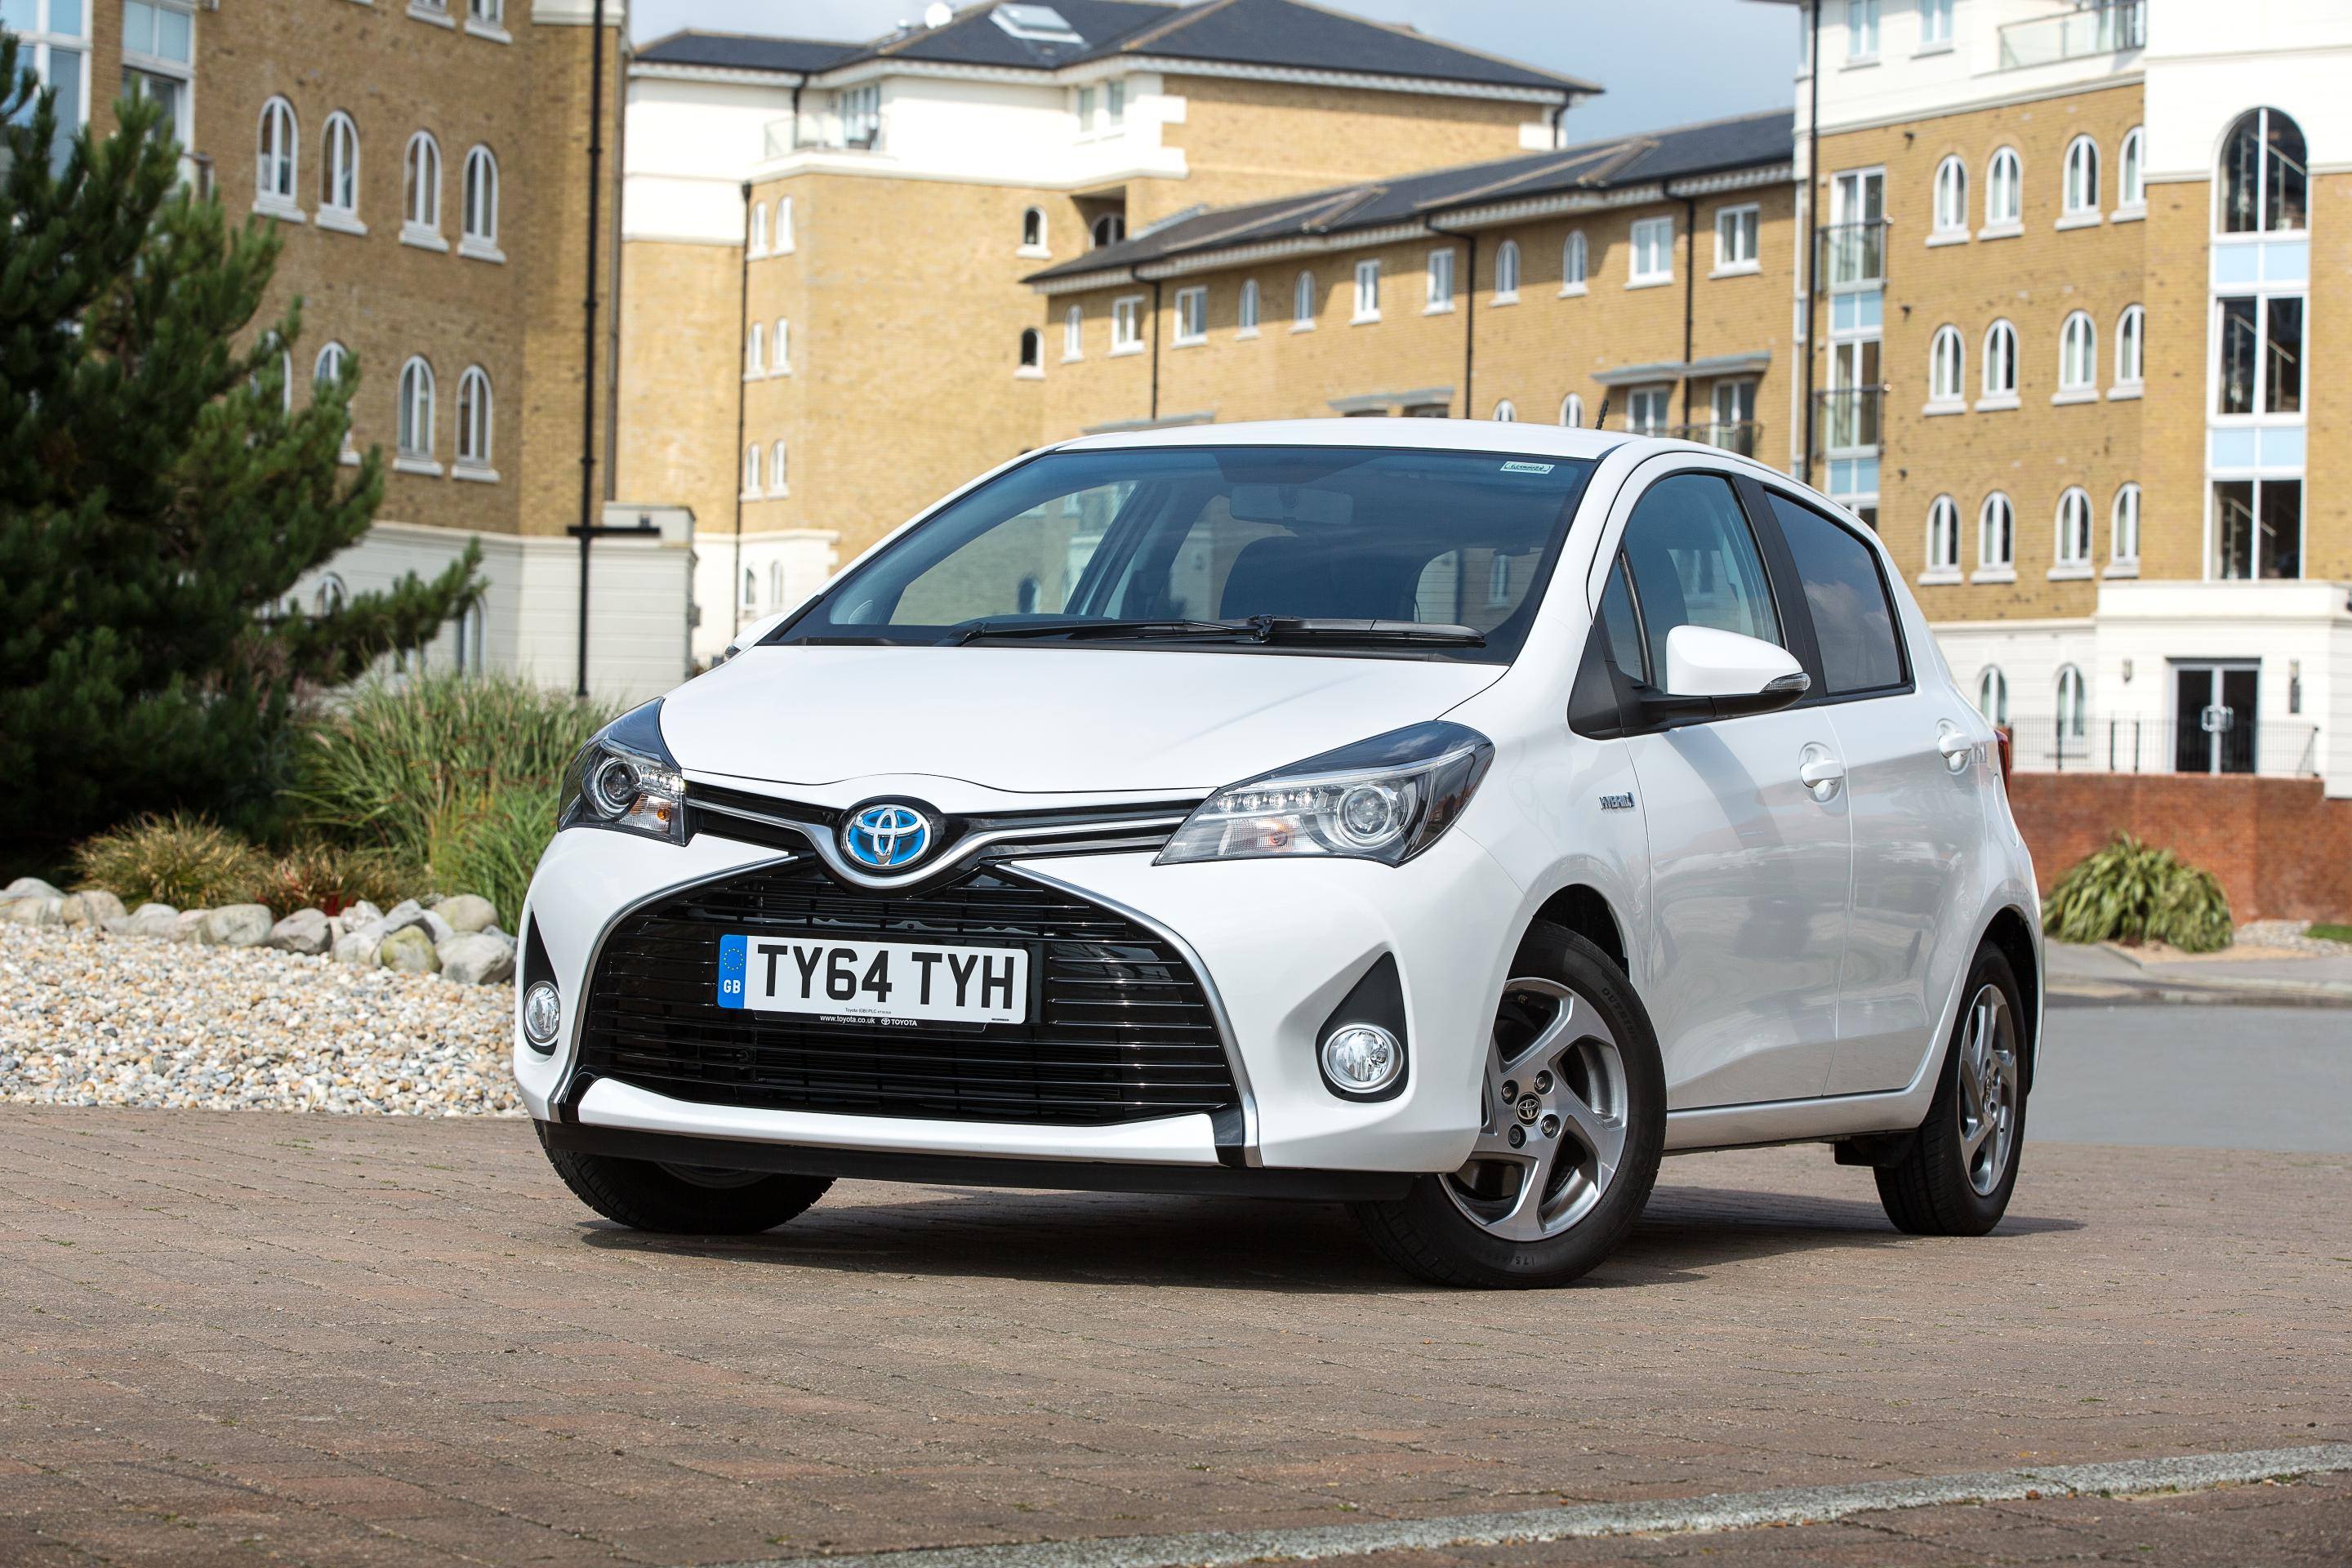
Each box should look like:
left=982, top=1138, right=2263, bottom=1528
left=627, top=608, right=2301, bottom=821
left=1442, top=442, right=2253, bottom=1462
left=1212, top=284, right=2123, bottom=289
left=1526, top=881, right=1629, bottom=978
left=1978, top=902, right=2042, bottom=1088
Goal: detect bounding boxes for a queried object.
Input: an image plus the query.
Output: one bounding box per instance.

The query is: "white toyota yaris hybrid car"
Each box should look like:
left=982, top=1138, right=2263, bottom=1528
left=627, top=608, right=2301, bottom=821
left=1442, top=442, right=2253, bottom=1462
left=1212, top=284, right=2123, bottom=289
left=517, top=421, right=2040, bottom=1287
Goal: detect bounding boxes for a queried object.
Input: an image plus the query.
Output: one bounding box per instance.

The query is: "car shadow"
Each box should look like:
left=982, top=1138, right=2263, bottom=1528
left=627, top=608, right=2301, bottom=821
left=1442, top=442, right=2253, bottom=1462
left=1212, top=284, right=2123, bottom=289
left=569, top=1177, right=2081, bottom=1293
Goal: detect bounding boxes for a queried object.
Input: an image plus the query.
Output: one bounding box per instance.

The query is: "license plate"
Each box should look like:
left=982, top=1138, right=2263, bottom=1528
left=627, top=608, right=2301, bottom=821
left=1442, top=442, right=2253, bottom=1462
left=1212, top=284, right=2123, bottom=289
left=715, top=935, right=1028, bottom=1026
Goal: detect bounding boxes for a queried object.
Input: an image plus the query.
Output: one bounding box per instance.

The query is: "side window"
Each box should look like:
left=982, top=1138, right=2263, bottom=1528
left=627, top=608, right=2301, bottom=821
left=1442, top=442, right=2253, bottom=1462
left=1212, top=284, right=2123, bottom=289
left=1615, top=472, right=1781, bottom=685
left=1763, top=491, right=1906, bottom=695
left=1597, top=558, right=1646, bottom=678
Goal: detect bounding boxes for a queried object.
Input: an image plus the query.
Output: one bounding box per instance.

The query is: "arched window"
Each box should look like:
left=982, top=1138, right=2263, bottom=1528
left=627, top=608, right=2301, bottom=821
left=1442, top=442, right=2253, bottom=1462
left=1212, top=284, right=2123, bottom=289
left=2114, top=304, right=2144, bottom=386
left=1985, top=147, right=2021, bottom=227
left=396, top=357, right=434, bottom=457
left=314, top=573, right=348, bottom=617
left=2062, top=135, right=2100, bottom=217
left=742, top=443, right=761, bottom=497
left=1090, top=212, right=1125, bottom=248
left=257, top=97, right=299, bottom=205
left=2111, top=483, right=2141, bottom=565
left=461, top=145, right=499, bottom=249
left=314, top=341, right=347, bottom=392
left=1932, top=154, right=1967, bottom=234
left=1020, top=206, right=1045, bottom=249
left=1491, top=399, right=1516, bottom=422
left=1494, top=238, right=1521, bottom=301
left=1063, top=304, right=1083, bottom=359
left=455, top=366, right=492, bottom=470
left=2055, top=487, right=2091, bottom=567
left=1293, top=270, right=1316, bottom=326
left=773, top=318, right=791, bottom=373
left=470, top=0, right=502, bottom=29
left=1926, top=495, right=1960, bottom=572
left=748, top=199, right=766, bottom=255
left=322, top=112, right=359, bottom=216
left=745, top=323, right=764, bottom=377
left=1982, top=319, right=2017, bottom=397
left=1977, top=666, right=2010, bottom=726
left=2059, top=310, right=2096, bottom=391
left=2218, top=108, right=2307, bottom=234
left=456, top=600, right=486, bottom=677
left=1237, top=278, right=1259, bottom=336
left=1978, top=492, right=2013, bottom=570
left=771, top=439, right=788, bottom=493
left=740, top=568, right=756, bottom=610
left=1561, top=230, right=1588, bottom=293
left=775, top=195, right=795, bottom=252
left=2118, top=126, right=2145, bottom=209
left=2055, top=666, right=2087, bottom=739
left=1018, top=327, right=1042, bottom=371
left=768, top=562, right=785, bottom=607
left=404, top=131, right=441, bottom=232
left=1559, top=392, right=1584, bottom=427
left=1930, top=325, right=1964, bottom=403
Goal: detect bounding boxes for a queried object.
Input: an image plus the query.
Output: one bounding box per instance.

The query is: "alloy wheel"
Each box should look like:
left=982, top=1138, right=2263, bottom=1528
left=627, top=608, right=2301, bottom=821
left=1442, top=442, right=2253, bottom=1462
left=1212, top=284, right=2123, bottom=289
left=1442, top=977, right=1629, bottom=1241
left=1956, top=982, right=2020, bottom=1196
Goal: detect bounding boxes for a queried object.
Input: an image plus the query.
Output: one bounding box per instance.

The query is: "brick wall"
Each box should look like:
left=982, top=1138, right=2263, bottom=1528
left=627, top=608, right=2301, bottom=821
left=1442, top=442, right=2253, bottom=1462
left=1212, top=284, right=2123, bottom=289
left=2006, top=773, right=2352, bottom=923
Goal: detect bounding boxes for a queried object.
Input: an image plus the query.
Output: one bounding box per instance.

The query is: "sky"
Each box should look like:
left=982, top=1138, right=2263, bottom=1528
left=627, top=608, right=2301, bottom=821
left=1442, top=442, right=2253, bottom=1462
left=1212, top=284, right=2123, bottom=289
left=626, top=0, right=1802, bottom=142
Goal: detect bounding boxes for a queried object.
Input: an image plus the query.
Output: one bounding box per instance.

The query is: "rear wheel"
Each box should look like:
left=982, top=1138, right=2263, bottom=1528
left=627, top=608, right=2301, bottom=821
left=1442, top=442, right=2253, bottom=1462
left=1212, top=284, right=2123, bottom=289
left=1873, top=947, right=2027, bottom=1236
left=1352, top=924, right=1665, bottom=1288
left=535, top=1122, right=833, bottom=1234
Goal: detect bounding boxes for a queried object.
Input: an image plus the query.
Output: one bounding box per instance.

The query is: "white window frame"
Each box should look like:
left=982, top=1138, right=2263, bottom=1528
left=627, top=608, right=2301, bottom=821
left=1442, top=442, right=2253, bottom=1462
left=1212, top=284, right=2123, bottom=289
left=1488, top=239, right=1516, bottom=304
left=1844, top=0, right=1879, bottom=63
left=319, top=110, right=363, bottom=234
left=1172, top=285, right=1207, bottom=346
left=122, top=0, right=194, bottom=151
left=775, top=195, right=795, bottom=253
left=2115, top=126, right=2145, bottom=219
left=1628, top=216, right=1673, bottom=287
left=15, top=0, right=95, bottom=168
left=1111, top=293, right=1144, bottom=354
left=2056, top=310, right=2096, bottom=400
left=256, top=96, right=301, bottom=220
left=314, top=342, right=355, bottom=460
left=459, top=144, right=501, bottom=261
left=1016, top=327, right=1044, bottom=378
left=1559, top=230, right=1588, bottom=296
left=1978, top=666, right=2010, bottom=727
left=1922, top=494, right=1961, bottom=582
left=2051, top=486, right=2092, bottom=577
left=1426, top=246, right=1457, bottom=313
left=1983, top=147, right=2022, bottom=237
left=453, top=365, right=495, bottom=480
left=1291, top=270, right=1316, bottom=331
left=742, top=443, right=763, bottom=501
left=1979, top=318, right=2018, bottom=410
left=745, top=323, right=764, bottom=380
left=1491, top=399, right=1516, bottom=422
left=1931, top=155, right=1967, bottom=241
left=1625, top=384, right=1671, bottom=434
left=1918, top=0, right=1953, bottom=50
left=1559, top=392, right=1584, bottom=427
left=395, top=356, right=439, bottom=474
left=1712, top=203, right=1758, bottom=274
left=773, top=318, right=791, bottom=375
left=1018, top=205, right=1047, bottom=258
left=2113, top=304, right=2144, bottom=395
left=402, top=131, right=445, bottom=251
left=1975, top=491, right=2015, bottom=581
left=465, top=0, right=509, bottom=42
left=1236, top=278, right=1260, bottom=340
left=2056, top=666, right=2088, bottom=740
left=748, top=200, right=766, bottom=256
left=771, top=440, right=789, bottom=496
left=2060, top=135, right=2100, bottom=228
left=1927, top=325, right=1965, bottom=412
left=1352, top=257, right=1381, bottom=323
left=2107, top=483, right=2141, bottom=577
left=1062, top=304, right=1084, bottom=361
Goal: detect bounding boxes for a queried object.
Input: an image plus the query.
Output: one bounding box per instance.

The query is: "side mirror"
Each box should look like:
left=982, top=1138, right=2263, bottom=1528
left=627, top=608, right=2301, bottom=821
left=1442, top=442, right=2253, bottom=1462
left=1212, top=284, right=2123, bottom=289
left=1640, top=626, right=1810, bottom=724
left=716, top=607, right=795, bottom=666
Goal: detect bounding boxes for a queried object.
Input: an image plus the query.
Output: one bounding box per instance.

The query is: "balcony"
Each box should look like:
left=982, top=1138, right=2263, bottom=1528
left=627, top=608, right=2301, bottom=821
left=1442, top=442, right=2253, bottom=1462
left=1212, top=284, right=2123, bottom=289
left=1668, top=420, right=1762, bottom=458
left=1812, top=386, right=1885, bottom=457
left=1998, top=1, right=2144, bottom=70
left=2005, top=717, right=2319, bottom=779
left=1813, top=220, right=1888, bottom=294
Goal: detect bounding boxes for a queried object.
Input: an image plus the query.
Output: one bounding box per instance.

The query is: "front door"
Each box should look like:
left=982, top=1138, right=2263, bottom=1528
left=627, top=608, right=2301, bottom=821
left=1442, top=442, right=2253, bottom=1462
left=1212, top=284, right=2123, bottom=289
left=2172, top=662, right=2258, bottom=774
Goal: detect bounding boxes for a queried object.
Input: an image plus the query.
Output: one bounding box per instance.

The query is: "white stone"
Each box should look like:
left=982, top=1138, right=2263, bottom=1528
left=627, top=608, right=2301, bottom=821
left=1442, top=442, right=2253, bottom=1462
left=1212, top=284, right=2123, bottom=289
left=2, top=876, right=64, bottom=903
left=198, top=904, right=274, bottom=948
left=122, top=902, right=180, bottom=938
left=5, top=896, right=63, bottom=926
left=332, top=928, right=384, bottom=966
left=60, top=890, right=127, bottom=928
left=269, top=908, right=332, bottom=955
left=435, top=894, right=498, bottom=935
left=437, top=931, right=516, bottom=986
left=167, top=910, right=209, bottom=942
left=377, top=925, right=440, bottom=974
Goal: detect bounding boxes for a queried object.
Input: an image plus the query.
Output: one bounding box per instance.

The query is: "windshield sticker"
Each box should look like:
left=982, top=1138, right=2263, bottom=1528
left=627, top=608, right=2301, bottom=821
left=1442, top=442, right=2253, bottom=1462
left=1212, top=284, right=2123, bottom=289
left=1499, top=461, right=1555, bottom=474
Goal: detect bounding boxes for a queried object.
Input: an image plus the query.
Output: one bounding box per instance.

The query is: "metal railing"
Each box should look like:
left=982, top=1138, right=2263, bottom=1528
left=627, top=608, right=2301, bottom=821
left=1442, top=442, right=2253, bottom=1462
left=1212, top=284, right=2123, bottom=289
left=1812, top=386, right=1885, bottom=456
left=1668, top=420, right=1762, bottom=457
left=2003, top=717, right=2321, bottom=778
left=1814, top=220, right=1890, bottom=292
left=1998, top=0, right=2145, bottom=69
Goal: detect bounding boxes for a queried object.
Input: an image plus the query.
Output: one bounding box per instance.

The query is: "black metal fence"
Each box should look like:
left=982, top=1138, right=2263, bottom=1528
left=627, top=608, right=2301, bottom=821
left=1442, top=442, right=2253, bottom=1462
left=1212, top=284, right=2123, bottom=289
left=2003, top=717, right=2320, bottom=777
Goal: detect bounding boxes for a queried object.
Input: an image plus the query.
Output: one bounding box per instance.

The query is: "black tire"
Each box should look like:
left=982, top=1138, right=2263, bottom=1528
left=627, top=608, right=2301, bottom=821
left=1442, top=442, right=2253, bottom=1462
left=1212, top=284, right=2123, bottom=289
left=1351, top=924, right=1666, bottom=1289
left=1875, top=947, right=2028, bottom=1236
left=535, top=1122, right=833, bottom=1235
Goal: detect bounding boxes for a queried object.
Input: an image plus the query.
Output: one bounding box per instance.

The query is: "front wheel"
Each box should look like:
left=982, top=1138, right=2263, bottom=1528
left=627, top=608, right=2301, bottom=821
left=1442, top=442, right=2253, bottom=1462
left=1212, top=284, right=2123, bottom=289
left=1352, top=924, right=1666, bottom=1288
left=1873, top=947, right=2028, bottom=1236
left=536, top=1122, right=834, bottom=1234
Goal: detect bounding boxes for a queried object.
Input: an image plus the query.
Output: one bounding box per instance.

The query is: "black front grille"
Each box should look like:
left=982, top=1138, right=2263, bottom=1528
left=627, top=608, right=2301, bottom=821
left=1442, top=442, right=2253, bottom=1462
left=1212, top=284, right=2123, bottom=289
left=577, top=858, right=1238, bottom=1126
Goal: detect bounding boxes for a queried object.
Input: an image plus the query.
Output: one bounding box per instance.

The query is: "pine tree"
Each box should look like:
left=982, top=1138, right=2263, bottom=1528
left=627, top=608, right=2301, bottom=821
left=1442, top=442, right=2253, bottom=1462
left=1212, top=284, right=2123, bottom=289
left=0, top=36, right=483, bottom=859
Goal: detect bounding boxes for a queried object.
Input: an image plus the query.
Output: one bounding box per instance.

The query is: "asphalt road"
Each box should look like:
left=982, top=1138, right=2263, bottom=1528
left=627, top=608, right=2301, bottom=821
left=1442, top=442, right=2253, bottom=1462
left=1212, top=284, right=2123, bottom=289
left=2033, top=1000, right=2352, bottom=1152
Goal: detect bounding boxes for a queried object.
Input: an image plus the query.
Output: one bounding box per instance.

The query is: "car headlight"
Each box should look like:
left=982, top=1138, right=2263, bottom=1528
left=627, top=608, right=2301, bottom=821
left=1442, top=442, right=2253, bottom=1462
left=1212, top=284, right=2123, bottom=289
left=1156, top=721, right=1494, bottom=867
left=558, top=700, right=687, bottom=844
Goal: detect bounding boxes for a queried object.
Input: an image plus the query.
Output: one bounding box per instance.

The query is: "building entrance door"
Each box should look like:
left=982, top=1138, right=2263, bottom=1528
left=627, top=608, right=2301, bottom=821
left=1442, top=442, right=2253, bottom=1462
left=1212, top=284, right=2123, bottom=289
left=2172, top=662, right=2258, bottom=774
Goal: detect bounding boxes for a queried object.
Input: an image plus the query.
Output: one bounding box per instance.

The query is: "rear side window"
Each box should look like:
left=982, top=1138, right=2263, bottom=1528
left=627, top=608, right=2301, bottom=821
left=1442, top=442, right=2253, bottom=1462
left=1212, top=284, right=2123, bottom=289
left=1615, top=472, right=1781, bottom=684
left=1764, top=492, right=1906, bottom=695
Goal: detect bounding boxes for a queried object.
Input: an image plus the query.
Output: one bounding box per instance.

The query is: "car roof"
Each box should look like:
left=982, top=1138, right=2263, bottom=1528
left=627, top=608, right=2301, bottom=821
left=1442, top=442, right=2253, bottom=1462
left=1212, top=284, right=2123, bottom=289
left=1062, top=418, right=1642, bottom=462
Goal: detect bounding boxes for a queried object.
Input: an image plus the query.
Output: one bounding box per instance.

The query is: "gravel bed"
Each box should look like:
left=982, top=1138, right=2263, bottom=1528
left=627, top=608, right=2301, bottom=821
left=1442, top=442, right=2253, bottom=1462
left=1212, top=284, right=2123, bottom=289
left=0, top=922, right=520, bottom=1116
left=2234, top=919, right=2352, bottom=956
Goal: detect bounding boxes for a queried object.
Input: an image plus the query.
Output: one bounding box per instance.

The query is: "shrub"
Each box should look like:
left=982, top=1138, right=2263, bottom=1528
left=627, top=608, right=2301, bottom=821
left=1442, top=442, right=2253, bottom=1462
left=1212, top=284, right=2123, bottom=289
left=2042, top=835, right=2233, bottom=953
left=253, top=840, right=427, bottom=915
left=71, top=813, right=270, bottom=909
left=428, top=784, right=560, bottom=929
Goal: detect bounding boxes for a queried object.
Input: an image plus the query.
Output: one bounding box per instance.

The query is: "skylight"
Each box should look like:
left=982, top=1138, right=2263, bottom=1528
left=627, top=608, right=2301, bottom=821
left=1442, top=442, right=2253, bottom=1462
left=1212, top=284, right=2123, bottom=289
left=993, top=3, right=1084, bottom=45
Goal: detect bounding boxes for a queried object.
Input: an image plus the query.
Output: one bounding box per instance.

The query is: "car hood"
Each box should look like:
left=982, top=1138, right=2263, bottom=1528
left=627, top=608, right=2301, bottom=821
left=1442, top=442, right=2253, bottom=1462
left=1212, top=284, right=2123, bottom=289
left=662, top=644, right=1504, bottom=796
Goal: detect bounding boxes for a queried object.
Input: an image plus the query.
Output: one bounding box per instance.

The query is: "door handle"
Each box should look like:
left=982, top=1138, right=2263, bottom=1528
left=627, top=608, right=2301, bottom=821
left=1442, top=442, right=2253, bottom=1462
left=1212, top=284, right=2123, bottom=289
left=1936, top=723, right=1973, bottom=774
left=1798, top=752, right=1845, bottom=802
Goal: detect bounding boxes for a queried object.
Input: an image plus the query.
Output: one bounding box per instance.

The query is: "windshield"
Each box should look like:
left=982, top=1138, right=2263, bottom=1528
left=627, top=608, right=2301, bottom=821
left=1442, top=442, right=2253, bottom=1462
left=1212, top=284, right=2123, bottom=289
left=768, top=445, right=1597, bottom=663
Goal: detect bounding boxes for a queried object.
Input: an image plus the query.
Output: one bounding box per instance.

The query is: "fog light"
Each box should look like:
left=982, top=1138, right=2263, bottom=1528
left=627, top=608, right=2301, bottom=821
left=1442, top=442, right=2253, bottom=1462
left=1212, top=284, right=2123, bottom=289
left=522, top=981, right=562, bottom=1053
left=1320, top=1022, right=1402, bottom=1095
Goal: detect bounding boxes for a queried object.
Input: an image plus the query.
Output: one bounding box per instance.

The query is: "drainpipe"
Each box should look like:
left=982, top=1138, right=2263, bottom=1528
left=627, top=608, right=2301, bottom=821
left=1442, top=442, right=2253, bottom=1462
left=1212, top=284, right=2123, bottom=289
left=572, top=0, right=608, bottom=699
left=1799, top=0, right=1821, bottom=484
left=1680, top=192, right=1697, bottom=430
left=1148, top=277, right=1162, bottom=422
left=729, top=178, right=752, bottom=642
left=1427, top=220, right=1475, bottom=417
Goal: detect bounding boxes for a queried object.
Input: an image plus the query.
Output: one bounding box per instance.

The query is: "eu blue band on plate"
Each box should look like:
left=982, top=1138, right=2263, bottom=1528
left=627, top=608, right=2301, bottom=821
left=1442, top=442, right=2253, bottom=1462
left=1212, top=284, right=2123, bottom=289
left=716, top=933, right=747, bottom=1009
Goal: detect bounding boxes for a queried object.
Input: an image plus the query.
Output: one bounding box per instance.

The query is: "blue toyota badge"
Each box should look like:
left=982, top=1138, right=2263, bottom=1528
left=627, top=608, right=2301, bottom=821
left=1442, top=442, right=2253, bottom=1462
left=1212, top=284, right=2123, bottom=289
left=841, top=802, right=936, bottom=871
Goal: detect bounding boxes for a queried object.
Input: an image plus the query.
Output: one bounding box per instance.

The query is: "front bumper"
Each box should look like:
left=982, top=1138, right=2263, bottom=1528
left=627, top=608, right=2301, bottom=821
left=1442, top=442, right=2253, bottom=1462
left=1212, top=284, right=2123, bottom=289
left=516, top=822, right=1525, bottom=1177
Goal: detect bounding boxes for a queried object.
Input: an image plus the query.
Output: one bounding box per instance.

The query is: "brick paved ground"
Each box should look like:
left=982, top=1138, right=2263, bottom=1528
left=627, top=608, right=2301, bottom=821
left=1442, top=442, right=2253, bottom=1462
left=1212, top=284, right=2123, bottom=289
left=2, top=1108, right=2346, bottom=1566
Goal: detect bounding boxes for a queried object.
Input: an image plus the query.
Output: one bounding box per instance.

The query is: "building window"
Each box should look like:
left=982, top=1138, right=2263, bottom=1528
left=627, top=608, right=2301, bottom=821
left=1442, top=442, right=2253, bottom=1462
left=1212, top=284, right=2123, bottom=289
left=1559, top=392, right=1584, bottom=427
left=1490, top=240, right=1517, bottom=302
left=742, top=443, right=762, bottom=499
left=771, top=440, right=787, bottom=494
left=834, top=82, right=880, bottom=148
left=2215, top=479, right=2301, bottom=579
left=739, top=568, right=756, bottom=611
left=404, top=131, right=442, bottom=236
left=1984, top=147, right=2021, bottom=229
left=121, top=0, right=194, bottom=149
left=1492, top=399, right=1516, bottom=422
left=314, top=341, right=346, bottom=390
left=396, top=357, right=434, bottom=459
left=1062, top=304, right=1084, bottom=360
left=2110, top=483, right=2140, bottom=567
left=1076, top=85, right=1094, bottom=130
left=2054, top=487, right=2091, bottom=570
left=1981, top=318, right=2017, bottom=401
left=1977, top=492, right=2013, bottom=572
left=2118, top=126, right=2145, bottom=211
left=1090, top=212, right=1125, bottom=248
left=745, top=323, right=764, bottom=378
left=1561, top=230, right=1588, bottom=294
left=1293, top=270, right=1316, bottom=329
left=1111, top=294, right=1143, bottom=353
left=748, top=199, right=766, bottom=255
left=1932, top=155, right=1967, bottom=236
left=1020, top=206, right=1045, bottom=252
left=1352, top=257, right=1380, bottom=322
left=1713, top=204, right=1758, bottom=271
left=2056, top=666, right=2087, bottom=739
left=1626, top=385, right=1670, bottom=434
left=256, top=96, right=299, bottom=210
left=1017, top=327, right=1043, bottom=374
left=460, top=145, right=499, bottom=256
left=314, top=573, right=348, bottom=617
left=1929, top=324, right=1964, bottom=405
left=1977, top=666, right=2009, bottom=727
left=455, top=365, right=492, bottom=472
left=768, top=563, right=786, bottom=607
left=1106, top=78, right=1125, bottom=128
left=1172, top=286, right=1206, bottom=345
left=2062, top=136, right=2100, bottom=219
left=1845, top=0, right=1878, bottom=62
left=2216, top=296, right=2303, bottom=417
left=1629, top=216, right=1673, bottom=284
left=316, top=112, right=362, bottom=225
left=2059, top=311, right=2096, bottom=394
left=773, top=318, right=791, bottom=374
left=2218, top=107, right=2306, bottom=234
left=16, top=0, right=92, bottom=172
left=1919, top=0, right=1953, bottom=47
left=1423, top=247, right=1456, bottom=311
left=1237, top=278, right=1259, bottom=337
left=775, top=196, right=795, bottom=252
left=2115, top=304, right=2144, bottom=388
left=469, top=0, right=501, bottom=28
left=1926, top=495, right=1960, bottom=574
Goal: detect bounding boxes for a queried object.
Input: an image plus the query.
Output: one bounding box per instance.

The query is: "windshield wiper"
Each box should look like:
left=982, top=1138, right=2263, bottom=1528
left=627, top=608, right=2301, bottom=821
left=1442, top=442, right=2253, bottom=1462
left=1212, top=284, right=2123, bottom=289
left=1252, top=617, right=1486, bottom=647
left=947, top=616, right=1485, bottom=648
left=947, top=617, right=1250, bottom=646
